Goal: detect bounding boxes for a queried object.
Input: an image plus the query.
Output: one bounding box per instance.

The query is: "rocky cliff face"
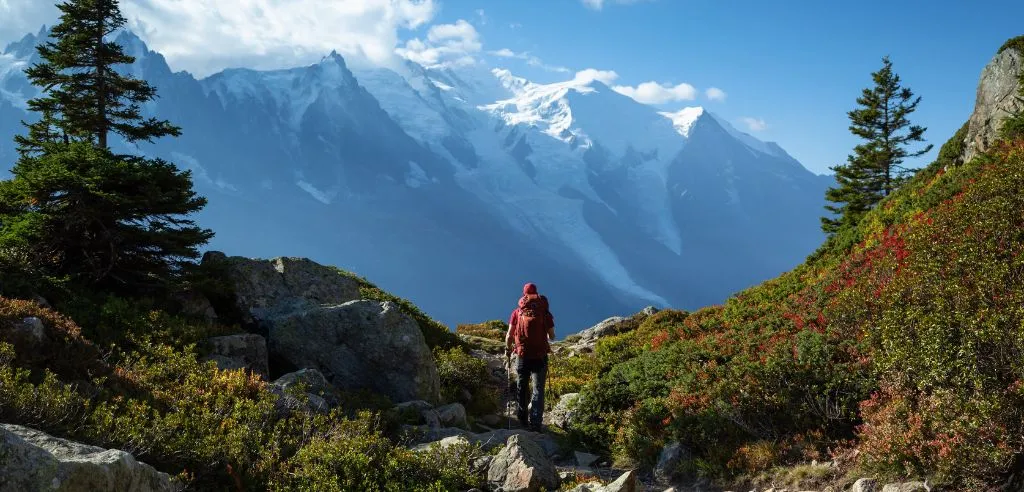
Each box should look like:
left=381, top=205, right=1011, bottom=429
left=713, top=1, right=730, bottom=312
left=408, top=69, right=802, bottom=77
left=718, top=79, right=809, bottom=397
left=964, top=45, right=1024, bottom=162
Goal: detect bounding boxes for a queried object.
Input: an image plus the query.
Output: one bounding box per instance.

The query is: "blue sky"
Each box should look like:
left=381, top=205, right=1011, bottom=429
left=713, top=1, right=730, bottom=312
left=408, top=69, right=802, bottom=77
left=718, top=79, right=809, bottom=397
left=430, top=0, right=1024, bottom=174
left=2, top=0, right=1022, bottom=175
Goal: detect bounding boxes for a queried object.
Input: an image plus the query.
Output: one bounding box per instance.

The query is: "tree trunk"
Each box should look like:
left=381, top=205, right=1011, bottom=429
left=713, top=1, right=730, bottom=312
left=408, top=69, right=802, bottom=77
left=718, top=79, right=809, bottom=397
left=96, top=12, right=107, bottom=149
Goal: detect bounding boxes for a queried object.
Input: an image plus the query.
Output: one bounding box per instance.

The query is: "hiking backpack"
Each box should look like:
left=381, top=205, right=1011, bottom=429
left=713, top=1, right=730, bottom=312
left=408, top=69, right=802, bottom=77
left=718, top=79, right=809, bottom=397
left=513, top=294, right=552, bottom=359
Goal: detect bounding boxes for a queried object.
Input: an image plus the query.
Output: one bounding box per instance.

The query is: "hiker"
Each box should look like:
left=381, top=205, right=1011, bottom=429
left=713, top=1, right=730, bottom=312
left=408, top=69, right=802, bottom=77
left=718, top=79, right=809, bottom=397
left=505, top=282, right=555, bottom=431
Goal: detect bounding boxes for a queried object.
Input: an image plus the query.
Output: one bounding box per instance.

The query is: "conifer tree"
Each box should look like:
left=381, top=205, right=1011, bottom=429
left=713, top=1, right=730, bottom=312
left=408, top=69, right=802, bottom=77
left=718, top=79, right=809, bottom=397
left=822, top=56, right=932, bottom=234
left=0, top=0, right=212, bottom=294
left=14, top=0, right=179, bottom=154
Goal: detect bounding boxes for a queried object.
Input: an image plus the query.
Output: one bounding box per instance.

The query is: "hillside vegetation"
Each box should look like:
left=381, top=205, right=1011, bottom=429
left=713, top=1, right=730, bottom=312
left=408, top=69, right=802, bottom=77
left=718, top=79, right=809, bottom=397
left=551, top=41, right=1024, bottom=489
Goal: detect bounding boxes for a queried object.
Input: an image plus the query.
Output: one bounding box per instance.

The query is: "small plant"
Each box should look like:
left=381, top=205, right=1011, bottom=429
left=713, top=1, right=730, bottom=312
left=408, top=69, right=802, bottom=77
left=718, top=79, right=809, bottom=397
left=433, top=346, right=499, bottom=416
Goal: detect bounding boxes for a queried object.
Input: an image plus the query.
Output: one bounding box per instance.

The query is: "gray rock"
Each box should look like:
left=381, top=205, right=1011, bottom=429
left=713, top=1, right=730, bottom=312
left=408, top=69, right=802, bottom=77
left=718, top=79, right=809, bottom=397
left=964, top=46, right=1024, bottom=162
left=474, top=429, right=560, bottom=457
left=567, top=483, right=601, bottom=492
left=205, top=252, right=362, bottom=324
left=174, top=291, right=217, bottom=325
left=203, top=333, right=269, bottom=377
left=435, top=403, right=469, bottom=429
left=486, top=434, right=560, bottom=492
left=641, top=306, right=660, bottom=317
left=273, top=369, right=333, bottom=397
left=546, top=392, right=581, bottom=429
left=270, top=368, right=338, bottom=414
left=574, top=450, right=599, bottom=467
left=471, top=455, right=493, bottom=476
left=561, top=315, right=644, bottom=355
left=421, top=409, right=442, bottom=429
left=579, top=317, right=627, bottom=343
left=15, top=317, right=45, bottom=342
left=881, top=482, right=929, bottom=492
left=402, top=426, right=561, bottom=457
left=0, top=423, right=176, bottom=492
left=598, top=470, right=638, bottom=492
left=852, top=478, right=879, bottom=492
left=654, top=441, right=689, bottom=484
left=411, top=435, right=472, bottom=453
left=395, top=400, right=434, bottom=413
left=268, top=300, right=440, bottom=403
left=480, top=414, right=504, bottom=427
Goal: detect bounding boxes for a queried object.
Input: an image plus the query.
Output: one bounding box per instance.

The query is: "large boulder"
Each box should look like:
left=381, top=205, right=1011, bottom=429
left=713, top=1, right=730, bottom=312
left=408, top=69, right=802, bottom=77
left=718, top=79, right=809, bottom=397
left=202, top=333, right=269, bottom=377
left=268, top=300, right=440, bottom=403
left=204, top=252, right=361, bottom=324
left=0, top=424, right=175, bottom=491
left=207, top=253, right=441, bottom=404
left=964, top=45, right=1024, bottom=162
left=486, top=434, right=560, bottom=492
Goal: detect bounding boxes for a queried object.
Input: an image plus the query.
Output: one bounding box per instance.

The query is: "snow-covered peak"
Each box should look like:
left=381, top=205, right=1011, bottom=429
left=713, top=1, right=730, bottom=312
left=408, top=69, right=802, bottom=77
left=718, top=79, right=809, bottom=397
left=480, top=69, right=681, bottom=157
left=492, top=68, right=534, bottom=95
left=203, top=50, right=363, bottom=132
left=660, top=106, right=705, bottom=138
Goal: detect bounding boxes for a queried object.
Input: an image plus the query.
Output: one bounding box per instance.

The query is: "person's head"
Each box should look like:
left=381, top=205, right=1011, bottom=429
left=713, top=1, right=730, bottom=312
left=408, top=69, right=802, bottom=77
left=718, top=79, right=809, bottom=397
left=523, top=282, right=538, bottom=296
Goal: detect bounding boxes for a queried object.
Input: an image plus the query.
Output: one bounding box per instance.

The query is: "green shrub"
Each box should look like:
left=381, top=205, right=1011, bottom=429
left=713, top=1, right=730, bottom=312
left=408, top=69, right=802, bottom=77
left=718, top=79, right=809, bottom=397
left=269, top=413, right=484, bottom=491
left=433, top=346, right=498, bottom=416
left=998, top=34, right=1024, bottom=55
left=0, top=297, right=484, bottom=490
left=455, top=320, right=505, bottom=342
left=561, top=128, right=1024, bottom=486
left=0, top=342, right=88, bottom=433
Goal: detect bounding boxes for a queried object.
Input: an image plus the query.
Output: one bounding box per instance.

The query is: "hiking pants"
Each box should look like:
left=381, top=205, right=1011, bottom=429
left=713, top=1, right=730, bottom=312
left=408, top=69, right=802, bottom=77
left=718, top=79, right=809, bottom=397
left=516, top=355, right=548, bottom=425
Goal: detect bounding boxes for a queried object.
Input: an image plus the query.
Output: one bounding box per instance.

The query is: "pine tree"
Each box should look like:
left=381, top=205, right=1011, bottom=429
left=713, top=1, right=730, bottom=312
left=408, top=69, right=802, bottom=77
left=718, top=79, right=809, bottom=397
left=821, top=56, right=933, bottom=234
left=14, top=0, right=179, bottom=154
left=0, top=0, right=212, bottom=294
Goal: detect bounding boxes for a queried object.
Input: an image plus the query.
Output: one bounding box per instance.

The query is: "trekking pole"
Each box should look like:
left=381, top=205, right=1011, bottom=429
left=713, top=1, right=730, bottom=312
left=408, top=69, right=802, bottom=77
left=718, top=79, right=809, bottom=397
left=504, top=349, right=515, bottom=431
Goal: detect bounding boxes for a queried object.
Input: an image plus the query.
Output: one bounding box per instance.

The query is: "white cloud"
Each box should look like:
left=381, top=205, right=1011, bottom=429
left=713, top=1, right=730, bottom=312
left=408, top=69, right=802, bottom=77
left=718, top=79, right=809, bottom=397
left=396, top=19, right=482, bottom=68
left=740, top=117, right=768, bottom=132
left=612, top=81, right=697, bottom=104
left=581, top=0, right=652, bottom=10
left=488, top=48, right=570, bottom=73
left=705, top=87, right=727, bottom=101
left=574, top=68, right=620, bottom=85
left=490, top=48, right=517, bottom=58
left=1, top=0, right=438, bottom=77
left=0, top=1, right=57, bottom=44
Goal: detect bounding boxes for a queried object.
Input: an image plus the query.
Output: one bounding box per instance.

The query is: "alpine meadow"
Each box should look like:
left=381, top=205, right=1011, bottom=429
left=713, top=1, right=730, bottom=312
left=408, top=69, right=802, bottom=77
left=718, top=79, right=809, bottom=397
left=1, top=0, right=1024, bottom=491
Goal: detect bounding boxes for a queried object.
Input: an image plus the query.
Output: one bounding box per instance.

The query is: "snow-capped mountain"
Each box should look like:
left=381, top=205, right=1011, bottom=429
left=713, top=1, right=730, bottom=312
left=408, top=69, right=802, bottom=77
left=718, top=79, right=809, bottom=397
left=0, top=29, right=833, bottom=333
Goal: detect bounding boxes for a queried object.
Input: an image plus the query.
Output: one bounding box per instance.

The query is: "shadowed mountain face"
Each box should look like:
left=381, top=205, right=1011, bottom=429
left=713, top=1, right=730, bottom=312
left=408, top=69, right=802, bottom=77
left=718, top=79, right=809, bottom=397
left=0, top=29, right=833, bottom=335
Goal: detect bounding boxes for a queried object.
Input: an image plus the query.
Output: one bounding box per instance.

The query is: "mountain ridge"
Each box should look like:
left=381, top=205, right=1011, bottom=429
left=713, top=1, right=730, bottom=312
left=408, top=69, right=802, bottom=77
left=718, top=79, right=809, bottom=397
left=0, top=27, right=831, bottom=333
